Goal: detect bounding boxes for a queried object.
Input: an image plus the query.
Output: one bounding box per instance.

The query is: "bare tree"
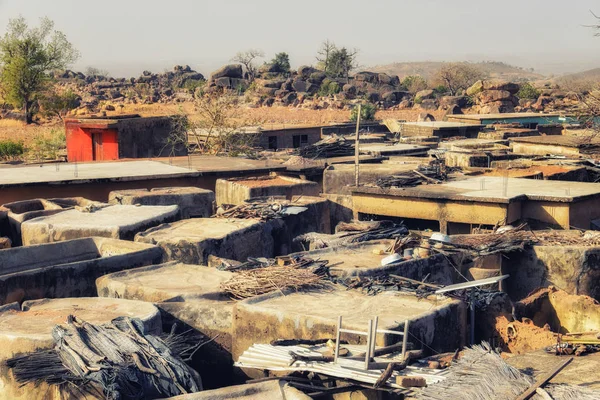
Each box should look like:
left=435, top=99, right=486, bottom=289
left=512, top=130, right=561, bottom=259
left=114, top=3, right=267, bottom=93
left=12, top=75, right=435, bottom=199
left=231, top=49, right=264, bottom=82
left=191, top=91, right=263, bottom=157
left=316, top=40, right=337, bottom=72
left=434, top=63, right=484, bottom=95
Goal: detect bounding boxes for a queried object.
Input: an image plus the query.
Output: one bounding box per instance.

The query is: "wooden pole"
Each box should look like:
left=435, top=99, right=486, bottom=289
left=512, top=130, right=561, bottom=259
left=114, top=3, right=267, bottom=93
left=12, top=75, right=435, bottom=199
left=354, top=104, right=362, bottom=187
left=515, top=357, right=573, bottom=400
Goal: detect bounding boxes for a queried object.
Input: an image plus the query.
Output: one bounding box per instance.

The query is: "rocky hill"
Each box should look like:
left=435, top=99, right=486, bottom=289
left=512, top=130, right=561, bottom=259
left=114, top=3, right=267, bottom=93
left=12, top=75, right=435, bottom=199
left=0, top=60, right=580, bottom=122
left=369, top=61, right=544, bottom=82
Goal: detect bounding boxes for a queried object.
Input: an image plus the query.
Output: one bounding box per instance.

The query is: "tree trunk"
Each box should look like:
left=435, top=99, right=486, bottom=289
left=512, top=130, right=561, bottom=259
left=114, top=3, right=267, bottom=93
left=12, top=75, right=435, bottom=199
left=24, top=100, right=34, bottom=124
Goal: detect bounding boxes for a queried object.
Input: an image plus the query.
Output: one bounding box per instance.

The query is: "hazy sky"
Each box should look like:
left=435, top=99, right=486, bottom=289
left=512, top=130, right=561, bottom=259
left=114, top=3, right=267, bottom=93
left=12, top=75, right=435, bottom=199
left=1, top=0, right=600, bottom=77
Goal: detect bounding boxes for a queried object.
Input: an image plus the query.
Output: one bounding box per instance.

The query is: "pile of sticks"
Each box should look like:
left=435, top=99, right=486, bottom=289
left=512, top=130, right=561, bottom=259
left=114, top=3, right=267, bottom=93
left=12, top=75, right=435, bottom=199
left=220, top=265, right=329, bottom=300
left=296, top=137, right=354, bottom=158
left=215, top=201, right=292, bottom=220
left=373, top=163, right=449, bottom=189
left=335, top=274, right=440, bottom=297
left=448, top=226, right=600, bottom=256
left=297, top=220, right=409, bottom=249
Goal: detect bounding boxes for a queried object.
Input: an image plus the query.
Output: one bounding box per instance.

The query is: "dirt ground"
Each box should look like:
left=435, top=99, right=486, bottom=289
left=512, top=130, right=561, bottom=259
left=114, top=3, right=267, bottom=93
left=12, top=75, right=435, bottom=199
left=494, top=315, right=556, bottom=354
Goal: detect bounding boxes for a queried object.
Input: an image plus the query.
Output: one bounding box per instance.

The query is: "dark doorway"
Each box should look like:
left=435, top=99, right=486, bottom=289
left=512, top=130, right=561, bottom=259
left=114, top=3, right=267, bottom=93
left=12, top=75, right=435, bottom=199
left=268, top=136, right=278, bottom=150
left=92, top=132, right=103, bottom=160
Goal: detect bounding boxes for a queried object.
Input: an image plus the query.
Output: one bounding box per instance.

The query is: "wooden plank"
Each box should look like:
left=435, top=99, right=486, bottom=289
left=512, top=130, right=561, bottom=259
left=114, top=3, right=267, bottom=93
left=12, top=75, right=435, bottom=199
left=515, top=357, right=573, bottom=400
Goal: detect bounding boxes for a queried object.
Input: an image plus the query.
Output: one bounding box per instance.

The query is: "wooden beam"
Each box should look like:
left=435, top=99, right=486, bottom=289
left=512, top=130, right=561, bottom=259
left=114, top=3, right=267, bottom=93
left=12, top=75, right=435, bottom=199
left=515, top=357, right=573, bottom=400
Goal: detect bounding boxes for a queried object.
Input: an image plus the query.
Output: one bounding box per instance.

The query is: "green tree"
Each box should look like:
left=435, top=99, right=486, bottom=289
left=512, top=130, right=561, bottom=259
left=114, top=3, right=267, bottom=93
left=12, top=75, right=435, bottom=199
left=0, top=17, right=79, bottom=124
left=350, top=103, right=376, bottom=122
left=316, top=41, right=358, bottom=80
left=39, top=89, right=80, bottom=120
left=270, top=52, right=290, bottom=73
left=327, top=47, right=359, bottom=81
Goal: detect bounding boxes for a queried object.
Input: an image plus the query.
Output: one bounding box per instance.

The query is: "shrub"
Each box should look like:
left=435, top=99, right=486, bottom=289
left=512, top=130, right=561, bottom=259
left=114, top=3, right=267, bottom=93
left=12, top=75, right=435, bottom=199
left=517, top=82, right=540, bottom=100
left=183, top=79, right=205, bottom=93
left=29, top=129, right=66, bottom=160
left=350, top=103, right=376, bottom=122
left=318, top=79, right=341, bottom=96
left=432, top=85, right=448, bottom=95
left=0, top=139, right=24, bottom=160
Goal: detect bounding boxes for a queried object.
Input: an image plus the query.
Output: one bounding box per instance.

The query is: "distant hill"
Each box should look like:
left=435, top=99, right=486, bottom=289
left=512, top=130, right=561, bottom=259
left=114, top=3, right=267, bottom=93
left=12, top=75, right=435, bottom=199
left=368, top=61, right=545, bottom=82
left=554, top=68, right=600, bottom=84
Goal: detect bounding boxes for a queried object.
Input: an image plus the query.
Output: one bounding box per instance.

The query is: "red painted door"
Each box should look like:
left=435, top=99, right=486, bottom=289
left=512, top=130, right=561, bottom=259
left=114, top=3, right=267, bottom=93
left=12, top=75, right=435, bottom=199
left=92, top=132, right=103, bottom=161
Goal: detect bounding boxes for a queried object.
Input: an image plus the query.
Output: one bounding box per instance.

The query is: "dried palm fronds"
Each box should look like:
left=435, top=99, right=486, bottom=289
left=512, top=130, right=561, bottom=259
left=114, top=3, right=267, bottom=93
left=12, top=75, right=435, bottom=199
left=5, top=316, right=202, bottom=399
left=220, top=265, right=328, bottom=300
left=418, top=342, right=600, bottom=400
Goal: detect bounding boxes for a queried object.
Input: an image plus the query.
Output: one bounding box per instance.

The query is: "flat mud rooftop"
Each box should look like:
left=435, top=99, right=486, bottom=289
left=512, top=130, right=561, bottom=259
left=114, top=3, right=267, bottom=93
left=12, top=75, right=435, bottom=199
left=135, top=218, right=273, bottom=264
left=0, top=160, right=196, bottom=186
left=97, top=262, right=233, bottom=303
left=0, top=297, right=161, bottom=360
left=233, top=288, right=466, bottom=361
left=97, top=262, right=235, bottom=351
left=21, top=204, right=179, bottom=245
left=0, top=237, right=162, bottom=304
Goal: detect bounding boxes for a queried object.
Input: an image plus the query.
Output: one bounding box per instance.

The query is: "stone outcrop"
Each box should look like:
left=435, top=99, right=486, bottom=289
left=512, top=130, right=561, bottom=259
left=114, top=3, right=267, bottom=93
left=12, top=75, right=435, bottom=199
left=467, top=80, right=520, bottom=114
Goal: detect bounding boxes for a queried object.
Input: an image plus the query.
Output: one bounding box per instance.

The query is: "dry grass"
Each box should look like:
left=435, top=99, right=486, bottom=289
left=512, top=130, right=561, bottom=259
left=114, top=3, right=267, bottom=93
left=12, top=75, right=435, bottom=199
left=0, top=103, right=446, bottom=148
left=108, top=103, right=446, bottom=128
left=0, top=120, right=63, bottom=145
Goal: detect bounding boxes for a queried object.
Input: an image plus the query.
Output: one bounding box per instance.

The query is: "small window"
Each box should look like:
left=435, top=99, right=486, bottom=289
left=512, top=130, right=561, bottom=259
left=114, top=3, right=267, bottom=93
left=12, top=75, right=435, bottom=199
left=268, top=136, right=278, bottom=150
left=293, top=134, right=309, bottom=148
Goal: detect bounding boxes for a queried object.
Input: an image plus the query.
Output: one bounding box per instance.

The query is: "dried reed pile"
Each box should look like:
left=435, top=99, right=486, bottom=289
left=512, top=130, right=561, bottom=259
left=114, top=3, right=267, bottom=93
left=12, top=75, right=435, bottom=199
left=451, top=228, right=600, bottom=256
left=220, top=265, right=328, bottom=300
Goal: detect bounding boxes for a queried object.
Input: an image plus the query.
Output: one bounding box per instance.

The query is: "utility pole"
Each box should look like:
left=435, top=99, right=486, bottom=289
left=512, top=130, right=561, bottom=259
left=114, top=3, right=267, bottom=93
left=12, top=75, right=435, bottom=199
left=354, top=104, right=362, bottom=187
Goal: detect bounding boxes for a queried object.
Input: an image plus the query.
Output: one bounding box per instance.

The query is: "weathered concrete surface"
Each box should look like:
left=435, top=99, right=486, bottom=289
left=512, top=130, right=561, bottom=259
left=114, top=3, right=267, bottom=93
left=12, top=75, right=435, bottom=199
left=215, top=176, right=320, bottom=205
left=96, top=262, right=233, bottom=343
left=506, top=350, right=600, bottom=389
left=232, top=288, right=467, bottom=366
left=511, top=135, right=600, bottom=157
left=135, top=218, right=274, bottom=264
left=0, top=158, right=285, bottom=205
left=0, top=237, right=163, bottom=304
left=359, top=143, right=429, bottom=157
left=400, top=121, right=483, bottom=138
left=96, top=262, right=236, bottom=389
left=320, top=193, right=354, bottom=229
left=268, top=196, right=332, bottom=254
left=288, top=240, right=455, bottom=282
left=0, top=207, right=8, bottom=239
left=109, top=187, right=215, bottom=218
left=4, top=197, right=108, bottom=246
left=164, top=380, right=311, bottom=400
left=444, top=150, right=522, bottom=168
left=0, top=298, right=161, bottom=400
left=3, top=198, right=64, bottom=246
left=21, top=204, right=180, bottom=245
left=503, top=245, right=600, bottom=301
left=352, top=177, right=600, bottom=232
left=323, top=163, right=422, bottom=195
